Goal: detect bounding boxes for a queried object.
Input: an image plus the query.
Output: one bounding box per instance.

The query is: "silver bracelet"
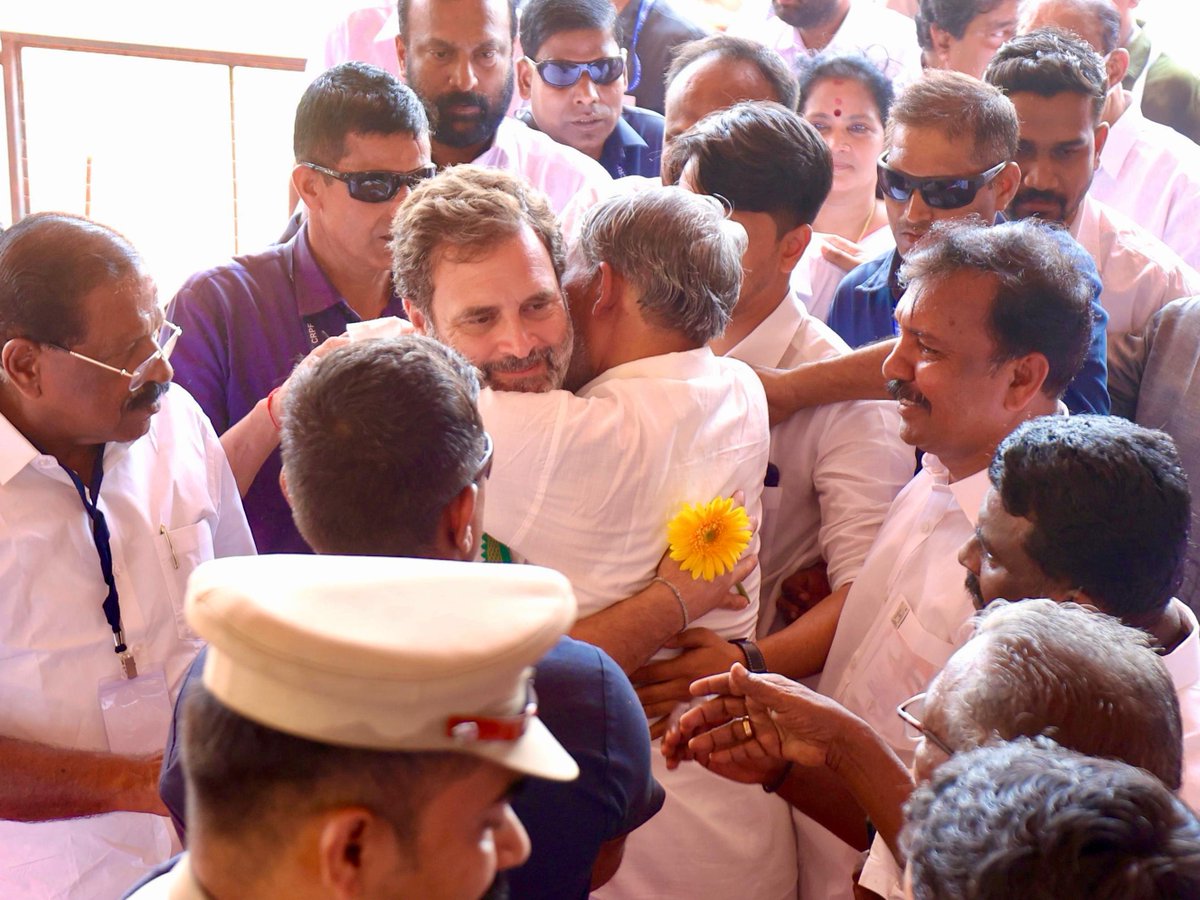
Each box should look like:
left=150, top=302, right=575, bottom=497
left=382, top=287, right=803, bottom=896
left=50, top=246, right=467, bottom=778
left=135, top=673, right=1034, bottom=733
left=653, top=576, right=689, bottom=631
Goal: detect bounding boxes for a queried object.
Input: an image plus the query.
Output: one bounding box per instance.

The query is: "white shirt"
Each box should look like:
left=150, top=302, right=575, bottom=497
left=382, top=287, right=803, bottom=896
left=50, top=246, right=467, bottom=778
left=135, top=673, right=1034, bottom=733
left=792, top=226, right=896, bottom=324
left=1071, top=195, right=1200, bottom=335
left=126, top=854, right=203, bottom=900
left=818, top=454, right=988, bottom=761
left=857, top=599, right=1200, bottom=900
left=0, top=388, right=254, bottom=899
left=481, top=349, right=799, bottom=900
left=724, top=292, right=913, bottom=635
left=1092, top=103, right=1200, bottom=271
left=1164, top=602, right=1200, bottom=812
left=728, top=0, right=923, bottom=87
left=473, top=117, right=612, bottom=217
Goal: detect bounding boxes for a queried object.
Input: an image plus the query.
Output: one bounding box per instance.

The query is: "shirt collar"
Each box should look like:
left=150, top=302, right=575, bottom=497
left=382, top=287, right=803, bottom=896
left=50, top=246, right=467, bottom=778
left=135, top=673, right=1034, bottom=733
left=725, top=291, right=808, bottom=368
left=1100, top=103, right=1142, bottom=179
left=0, top=409, right=40, bottom=486
left=856, top=247, right=903, bottom=298
left=919, top=453, right=991, bottom=525
left=581, top=347, right=716, bottom=392
left=291, top=224, right=349, bottom=318
left=473, top=117, right=518, bottom=169
left=1068, top=193, right=1099, bottom=246
left=1165, top=602, right=1200, bottom=691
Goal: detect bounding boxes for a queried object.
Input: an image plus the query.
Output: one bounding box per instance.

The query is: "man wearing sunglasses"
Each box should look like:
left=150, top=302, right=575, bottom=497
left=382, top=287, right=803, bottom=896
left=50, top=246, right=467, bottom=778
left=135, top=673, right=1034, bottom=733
left=396, top=0, right=611, bottom=215
left=0, top=213, right=255, bottom=898
left=984, top=29, right=1200, bottom=338
left=823, top=69, right=1109, bottom=416
left=168, top=62, right=431, bottom=555
left=516, top=0, right=664, bottom=180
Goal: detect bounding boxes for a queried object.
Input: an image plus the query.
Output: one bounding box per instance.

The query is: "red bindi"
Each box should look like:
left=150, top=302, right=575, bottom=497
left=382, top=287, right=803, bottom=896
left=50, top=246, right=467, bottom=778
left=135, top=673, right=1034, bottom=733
left=834, top=108, right=842, bottom=117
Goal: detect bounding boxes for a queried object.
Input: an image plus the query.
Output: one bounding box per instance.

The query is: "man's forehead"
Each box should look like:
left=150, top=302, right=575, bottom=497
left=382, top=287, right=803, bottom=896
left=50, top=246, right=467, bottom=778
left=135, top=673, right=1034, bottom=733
left=901, top=271, right=996, bottom=335
left=1011, top=90, right=1096, bottom=135
left=888, top=124, right=987, bottom=177
left=407, top=0, right=512, bottom=44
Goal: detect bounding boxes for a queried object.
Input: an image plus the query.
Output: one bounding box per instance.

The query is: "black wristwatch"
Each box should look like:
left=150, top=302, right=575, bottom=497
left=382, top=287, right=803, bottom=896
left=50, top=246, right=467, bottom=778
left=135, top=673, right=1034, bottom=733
left=730, top=638, right=767, bottom=673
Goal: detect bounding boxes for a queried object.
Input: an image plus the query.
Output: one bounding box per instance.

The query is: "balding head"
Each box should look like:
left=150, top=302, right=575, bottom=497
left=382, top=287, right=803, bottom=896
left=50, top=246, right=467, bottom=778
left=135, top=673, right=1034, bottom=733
left=1021, top=0, right=1121, bottom=53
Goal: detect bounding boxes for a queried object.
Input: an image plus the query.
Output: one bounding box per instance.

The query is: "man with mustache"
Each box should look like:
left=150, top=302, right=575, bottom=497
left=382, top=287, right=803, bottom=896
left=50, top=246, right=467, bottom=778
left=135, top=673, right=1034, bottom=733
left=0, top=213, right=254, bottom=897
left=728, top=0, right=922, bottom=86
left=396, top=0, right=611, bottom=215
left=984, top=29, right=1199, bottom=337
left=958, top=414, right=1199, bottom=807
left=824, top=69, right=1109, bottom=415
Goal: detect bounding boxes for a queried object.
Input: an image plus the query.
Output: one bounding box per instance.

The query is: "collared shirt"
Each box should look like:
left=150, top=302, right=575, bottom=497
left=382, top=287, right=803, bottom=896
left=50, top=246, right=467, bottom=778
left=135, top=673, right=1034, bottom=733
left=167, top=225, right=406, bottom=554
left=516, top=105, right=664, bottom=180
left=617, top=0, right=709, bottom=114
left=1108, top=297, right=1200, bottom=613
left=1092, top=103, right=1200, bottom=270
left=0, top=389, right=254, bottom=900
left=158, top=637, right=664, bottom=900
left=825, top=235, right=1113, bottom=416
left=724, top=292, right=913, bottom=635
left=791, top=225, right=896, bottom=324
left=1070, top=195, right=1200, bottom=336
left=479, top=349, right=800, bottom=900
left=818, top=454, right=989, bottom=763
left=124, top=853, right=201, bottom=900
left=856, top=598, right=1200, bottom=900
left=472, top=117, right=613, bottom=216
left=728, top=0, right=922, bottom=86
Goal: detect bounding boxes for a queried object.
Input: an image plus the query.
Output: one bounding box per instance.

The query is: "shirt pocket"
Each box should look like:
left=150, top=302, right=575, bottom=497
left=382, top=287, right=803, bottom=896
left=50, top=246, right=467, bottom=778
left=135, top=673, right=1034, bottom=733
left=155, top=521, right=214, bottom=642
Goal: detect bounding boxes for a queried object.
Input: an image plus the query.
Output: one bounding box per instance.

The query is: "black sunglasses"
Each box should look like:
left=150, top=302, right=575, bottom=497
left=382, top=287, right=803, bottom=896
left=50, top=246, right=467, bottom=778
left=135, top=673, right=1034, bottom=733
left=528, top=55, right=626, bottom=88
left=302, top=162, right=438, bottom=203
left=877, top=154, right=1007, bottom=210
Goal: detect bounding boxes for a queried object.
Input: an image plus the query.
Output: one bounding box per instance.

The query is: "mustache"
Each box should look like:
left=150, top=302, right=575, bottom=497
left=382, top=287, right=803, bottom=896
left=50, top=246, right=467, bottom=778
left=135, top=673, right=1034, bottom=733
left=129, top=380, right=169, bottom=410
left=964, top=571, right=985, bottom=610
left=885, top=379, right=930, bottom=408
left=480, top=346, right=557, bottom=376
left=1013, top=189, right=1066, bottom=209
left=435, top=90, right=492, bottom=118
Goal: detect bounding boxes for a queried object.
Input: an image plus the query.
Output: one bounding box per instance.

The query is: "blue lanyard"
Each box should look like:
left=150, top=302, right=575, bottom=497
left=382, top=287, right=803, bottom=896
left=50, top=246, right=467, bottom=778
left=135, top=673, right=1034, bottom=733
left=627, top=0, right=658, bottom=93
left=61, top=453, right=136, bottom=678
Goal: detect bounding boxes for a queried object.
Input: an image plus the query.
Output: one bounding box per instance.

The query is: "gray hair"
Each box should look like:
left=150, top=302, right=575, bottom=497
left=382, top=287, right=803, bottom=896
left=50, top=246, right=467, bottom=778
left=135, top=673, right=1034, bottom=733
left=942, top=599, right=1183, bottom=789
left=572, top=187, right=746, bottom=345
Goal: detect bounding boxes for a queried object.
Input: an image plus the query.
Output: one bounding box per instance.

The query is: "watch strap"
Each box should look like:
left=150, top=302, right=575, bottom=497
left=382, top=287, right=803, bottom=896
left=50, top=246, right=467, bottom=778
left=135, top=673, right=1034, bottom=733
left=731, top=638, right=767, bottom=673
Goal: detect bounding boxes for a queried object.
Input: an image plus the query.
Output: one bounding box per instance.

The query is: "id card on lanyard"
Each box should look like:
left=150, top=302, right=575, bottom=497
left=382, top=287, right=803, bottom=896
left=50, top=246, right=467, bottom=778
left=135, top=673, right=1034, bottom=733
left=62, top=452, right=173, bottom=752
left=625, top=0, right=658, bottom=98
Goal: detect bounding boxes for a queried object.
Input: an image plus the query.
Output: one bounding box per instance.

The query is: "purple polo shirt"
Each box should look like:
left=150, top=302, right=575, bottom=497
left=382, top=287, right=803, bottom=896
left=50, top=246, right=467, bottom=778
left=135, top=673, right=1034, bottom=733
left=167, top=226, right=406, bottom=554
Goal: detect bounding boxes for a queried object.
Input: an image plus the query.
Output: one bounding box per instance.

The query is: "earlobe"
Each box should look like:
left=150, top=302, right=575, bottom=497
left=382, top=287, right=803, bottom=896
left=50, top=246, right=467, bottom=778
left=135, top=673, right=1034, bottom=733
left=1006, top=353, right=1050, bottom=410
left=1105, top=49, right=1130, bottom=89
left=317, top=810, right=371, bottom=897
left=994, top=161, right=1022, bottom=212
left=406, top=301, right=432, bottom=336
left=779, top=224, right=813, bottom=274
left=395, top=36, right=408, bottom=78
left=1093, top=121, right=1110, bottom=164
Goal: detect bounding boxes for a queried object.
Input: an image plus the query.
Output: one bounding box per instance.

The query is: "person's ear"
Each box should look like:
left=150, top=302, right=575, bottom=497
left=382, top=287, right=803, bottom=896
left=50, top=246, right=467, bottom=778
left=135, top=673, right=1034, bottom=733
left=439, top=482, right=479, bottom=561
left=1105, top=48, right=1130, bottom=89
left=992, top=161, right=1022, bottom=211
left=929, top=23, right=955, bottom=67
left=516, top=57, right=535, bottom=101
left=404, top=299, right=433, bottom=335
left=1093, top=120, right=1110, bottom=167
left=293, top=163, right=325, bottom=212
left=395, top=35, right=408, bottom=79
left=279, top=467, right=291, bottom=509
left=777, top=223, right=813, bottom=275
left=1003, top=352, right=1051, bottom=411
left=318, top=808, right=404, bottom=899
left=1, top=338, right=45, bottom=399
left=591, top=262, right=620, bottom=319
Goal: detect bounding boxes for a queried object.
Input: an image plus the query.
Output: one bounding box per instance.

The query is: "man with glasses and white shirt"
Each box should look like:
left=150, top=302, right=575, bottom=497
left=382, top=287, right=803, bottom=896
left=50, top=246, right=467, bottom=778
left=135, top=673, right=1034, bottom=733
left=0, top=213, right=253, bottom=898
left=168, top=62, right=434, bottom=554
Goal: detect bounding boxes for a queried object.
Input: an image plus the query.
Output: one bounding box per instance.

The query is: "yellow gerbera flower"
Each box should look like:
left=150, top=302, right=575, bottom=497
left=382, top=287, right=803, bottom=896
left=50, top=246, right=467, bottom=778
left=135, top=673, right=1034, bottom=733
left=667, top=496, right=752, bottom=581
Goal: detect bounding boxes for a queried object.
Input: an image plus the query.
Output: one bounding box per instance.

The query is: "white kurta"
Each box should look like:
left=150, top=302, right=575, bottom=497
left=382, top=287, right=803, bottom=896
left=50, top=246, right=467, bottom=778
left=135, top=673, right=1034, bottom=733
left=480, top=349, right=800, bottom=900
left=0, top=388, right=254, bottom=900
left=1071, top=195, right=1200, bottom=336
left=1091, top=103, right=1200, bottom=271
left=724, top=292, right=913, bottom=635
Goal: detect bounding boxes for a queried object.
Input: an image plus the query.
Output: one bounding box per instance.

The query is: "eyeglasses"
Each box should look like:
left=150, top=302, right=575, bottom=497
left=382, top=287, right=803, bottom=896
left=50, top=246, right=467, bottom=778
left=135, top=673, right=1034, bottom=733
left=527, top=54, right=626, bottom=88
left=896, top=692, right=955, bottom=757
left=877, top=154, right=1007, bottom=210
left=301, top=162, right=438, bottom=203
left=474, top=432, right=494, bottom=484
left=45, top=320, right=182, bottom=393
